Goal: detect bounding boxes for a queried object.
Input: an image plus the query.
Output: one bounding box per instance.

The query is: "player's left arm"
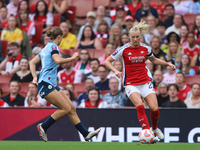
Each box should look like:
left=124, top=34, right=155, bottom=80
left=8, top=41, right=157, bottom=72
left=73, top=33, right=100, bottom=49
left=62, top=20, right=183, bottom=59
left=148, top=55, right=176, bottom=70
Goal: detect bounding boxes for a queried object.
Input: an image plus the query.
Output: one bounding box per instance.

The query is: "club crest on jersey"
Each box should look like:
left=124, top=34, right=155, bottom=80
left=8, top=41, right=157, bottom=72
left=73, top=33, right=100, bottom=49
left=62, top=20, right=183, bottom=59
left=141, top=51, right=144, bottom=54
left=128, top=52, right=132, bottom=55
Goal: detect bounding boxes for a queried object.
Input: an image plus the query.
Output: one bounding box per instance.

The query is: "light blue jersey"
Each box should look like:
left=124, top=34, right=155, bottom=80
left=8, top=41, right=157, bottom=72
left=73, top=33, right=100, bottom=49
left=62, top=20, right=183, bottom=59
left=38, top=41, right=60, bottom=87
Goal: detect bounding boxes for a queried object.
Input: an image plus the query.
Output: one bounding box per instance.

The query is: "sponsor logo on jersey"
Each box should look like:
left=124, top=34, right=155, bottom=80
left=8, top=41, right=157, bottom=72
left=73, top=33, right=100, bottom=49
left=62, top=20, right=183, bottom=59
left=52, top=46, right=57, bottom=51
left=112, top=50, right=118, bottom=56
left=128, top=52, right=132, bottom=55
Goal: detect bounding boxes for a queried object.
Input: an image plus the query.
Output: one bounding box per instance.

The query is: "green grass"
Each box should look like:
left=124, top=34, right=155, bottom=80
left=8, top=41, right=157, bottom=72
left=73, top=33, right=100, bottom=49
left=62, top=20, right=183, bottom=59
left=0, top=141, right=199, bottom=150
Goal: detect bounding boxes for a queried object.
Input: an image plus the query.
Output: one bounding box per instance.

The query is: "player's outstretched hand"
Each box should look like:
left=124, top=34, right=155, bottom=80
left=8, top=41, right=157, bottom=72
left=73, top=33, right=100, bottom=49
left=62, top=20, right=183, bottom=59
left=72, top=52, right=79, bottom=60
left=115, top=71, right=123, bottom=79
left=168, top=63, right=176, bottom=70
left=31, top=78, right=38, bottom=86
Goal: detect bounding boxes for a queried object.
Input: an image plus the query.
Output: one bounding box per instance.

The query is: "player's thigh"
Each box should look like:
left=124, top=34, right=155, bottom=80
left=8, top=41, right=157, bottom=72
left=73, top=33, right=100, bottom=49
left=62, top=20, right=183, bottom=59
left=144, top=93, right=158, bottom=111
left=44, top=89, right=71, bottom=111
left=125, top=85, right=143, bottom=107
left=59, top=90, right=76, bottom=110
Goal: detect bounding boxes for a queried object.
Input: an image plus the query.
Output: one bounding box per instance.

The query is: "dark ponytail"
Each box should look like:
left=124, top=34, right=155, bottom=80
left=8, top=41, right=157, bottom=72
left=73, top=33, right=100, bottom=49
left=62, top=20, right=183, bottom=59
left=46, top=27, right=63, bottom=40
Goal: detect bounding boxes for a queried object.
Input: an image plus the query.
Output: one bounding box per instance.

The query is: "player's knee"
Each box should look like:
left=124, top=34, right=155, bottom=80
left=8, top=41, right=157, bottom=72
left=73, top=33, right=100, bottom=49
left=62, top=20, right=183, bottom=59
left=150, top=106, right=158, bottom=111
left=63, top=105, right=71, bottom=115
left=70, top=104, right=76, bottom=113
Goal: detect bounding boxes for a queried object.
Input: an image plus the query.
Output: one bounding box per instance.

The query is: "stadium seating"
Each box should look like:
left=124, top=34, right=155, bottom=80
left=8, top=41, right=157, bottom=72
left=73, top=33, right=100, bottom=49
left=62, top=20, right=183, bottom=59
left=101, top=39, right=108, bottom=48
left=66, top=6, right=77, bottom=25
left=183, top=14, right=197, bottom=24
left=93, top=49, right=105, bottom=59
left=100, top=90, right=110, bottom=96
left=191, top=66, right=200, bottom=75
left=1, top=40, right=8, bottom=58
left=66, top=0, right=73, bottom=5
left=94, top=0, right=111, bottom=9
left=52, top=13, right=61, bottom=27
left=185, top=75, right=200, bottom=86
left=0, top=75, right=12, bottom=83
left=73, top=83, right=86, bottom=97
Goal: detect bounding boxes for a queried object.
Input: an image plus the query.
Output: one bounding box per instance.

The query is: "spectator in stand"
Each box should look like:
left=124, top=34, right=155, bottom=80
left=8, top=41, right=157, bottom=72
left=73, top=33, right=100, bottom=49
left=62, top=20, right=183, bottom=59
left=29, top=0, right=53, bottom=33
left=109, top=23, right=123, bottom=48
left=84, top=58, right=100, bottom=84
left=173, top=0, right=193, bottom=15
left=74, top=49, right=92, bottom=75
left=0, top=88, right=9, bottom=107
left=176, top=54, right=195, bottom=76
left=6, top=0, right=20, bottom=17
left=0, top=0, right=5, bottom=7
left=120, top=33, right=130, bottom=47
left=139, top=10, right=148, bottom=22
left=162, top=59, right=177, bottom=84
left=99, top=43, right=115, bottom=65
left=17, top=9, right=35, bottom=46
left=146, top=15, right=160, bottom=37
left=175, top=72, right=191, bottom=101
left=164, top=4, right=186, bottom=29
left=192, top=15, right=200, bottom=41
left=146, top=59, right=156, bottom=76
left=79, top=87, right=107, bottom=108
left=182, top=32, right=200, bottom=60
left=95, top=20, right=110, bottom=42
left=95, top=5, right=112, bottom=28
left=110, top=0, right=131, bottom=22
left=157, top=55, right=167, bottom=74
left=0, top=42, right=21, bottom=75
left=107, top=60, right=123, bottom=91
left=51, top=88, right=78, bottom=108
left=103, top=77, right=127, bottom=108
left=165, top=14, right=182, bottom=36
left=16, top=0, right=29, bottom=15
left=1, top=15, right=23, bottom=46
left=112, top=5, right=126, bottom=29
left=166, top=41, right=182, bottom=66
left=65, top=83, right=74, bottom=93
left=191, top=53, right=200, bottom=67
left=156, top=22, right=167, bottom=45
left=157, top=82, right=169, bottom=107
left=162, top=84, right=187, bottom=107
left=77, top=11, right=98, bottom=40
left=151, top=0, right=168, bottom=14
left=150, top=36, right=166, bottom=58
left=57, top=54, right=82, bottom=84
left=48, top=0, right=68, bottom=22
left=77, top=78, right=95, bottom=104
left=10, top=57, right=33, bottom=83
left=161, top=31, right=180, bottom=54
left=123, top=15, right=134, bottom=33
left=1, top=80, right=25, bottom=107
left=75, top=25, right=103, bottom=49
left=43, top=34, right=50, bottom=46
left=184, top=83, right=200, bottom=108
left=59, top=21, right=77, bottom=50
left=179, top=25, right=189, bottom=47
left=127, top=0, right=141, bottom=16
left=153, top=70, right=163, bottom=95
left=96, top=65, right=110, bottom=91
left=0, top=7, right=9, bottom=30
left=192, top=0, right=200, bottom=14
left=24, top=82, right=48, bottom=107
left=135, top=0, right=158, bottom=22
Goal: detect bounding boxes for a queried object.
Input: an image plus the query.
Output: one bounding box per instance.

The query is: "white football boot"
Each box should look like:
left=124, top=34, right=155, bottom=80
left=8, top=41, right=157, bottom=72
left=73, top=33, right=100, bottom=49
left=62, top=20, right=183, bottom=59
left=85, top=128, right=101, bottom=141
left=37, top=123, right=48, bottom=142
left=151, top=128, right=164, bottom=140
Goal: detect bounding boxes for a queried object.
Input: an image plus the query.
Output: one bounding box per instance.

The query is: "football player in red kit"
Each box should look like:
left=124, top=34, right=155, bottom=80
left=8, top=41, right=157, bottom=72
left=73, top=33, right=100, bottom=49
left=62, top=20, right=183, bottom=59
left=105, top=20, right=176, bottom=143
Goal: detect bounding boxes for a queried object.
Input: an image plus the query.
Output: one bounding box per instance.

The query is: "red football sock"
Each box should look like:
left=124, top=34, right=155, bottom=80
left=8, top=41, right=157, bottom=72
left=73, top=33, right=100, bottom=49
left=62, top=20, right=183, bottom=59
left=136, top=105, right=150, bottom=130
left=150, top=109, right=159, bottom=130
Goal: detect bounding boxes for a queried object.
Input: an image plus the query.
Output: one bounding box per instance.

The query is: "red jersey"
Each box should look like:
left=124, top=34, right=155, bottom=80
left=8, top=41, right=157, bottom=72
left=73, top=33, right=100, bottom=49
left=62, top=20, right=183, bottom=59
left=111, top=43, right=153, bottom=86
left=182, top=44, right=200, bottom=60
left=57, top=68, right=82, bottom=84
left=151, top=2, right=168, bottom=14
left=127, top=2, right=141, bottom=15
left=20, top=20, right=35, bottom=36
left=84, top=99, right=104, bottom=108
left=178, top=85, right=191, bottom=101
left=110, top=5, right=130, bottom=21
left=0, top=20, right=9, bottom=29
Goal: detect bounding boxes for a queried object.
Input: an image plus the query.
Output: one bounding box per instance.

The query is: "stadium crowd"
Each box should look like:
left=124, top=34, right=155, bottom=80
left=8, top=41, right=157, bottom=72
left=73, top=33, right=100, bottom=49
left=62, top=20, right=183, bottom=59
left=0, top=0, right=200, bottom=108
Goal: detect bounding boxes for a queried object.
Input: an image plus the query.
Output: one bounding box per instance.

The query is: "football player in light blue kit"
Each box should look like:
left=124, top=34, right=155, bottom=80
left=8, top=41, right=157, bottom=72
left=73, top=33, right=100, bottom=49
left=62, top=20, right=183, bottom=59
left=30, top=27, right=100, bottom=142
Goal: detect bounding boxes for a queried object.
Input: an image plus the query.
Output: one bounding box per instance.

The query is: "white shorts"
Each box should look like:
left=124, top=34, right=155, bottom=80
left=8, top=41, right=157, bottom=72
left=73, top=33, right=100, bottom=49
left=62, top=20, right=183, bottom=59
left=125, top=82, right=155, bottom=98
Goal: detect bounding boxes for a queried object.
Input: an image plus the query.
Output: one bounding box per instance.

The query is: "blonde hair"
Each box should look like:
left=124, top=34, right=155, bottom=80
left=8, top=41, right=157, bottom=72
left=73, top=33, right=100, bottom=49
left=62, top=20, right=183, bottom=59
left=167, top=41, right=182, bottom=63
left=129, top=20, right=150, bottom=35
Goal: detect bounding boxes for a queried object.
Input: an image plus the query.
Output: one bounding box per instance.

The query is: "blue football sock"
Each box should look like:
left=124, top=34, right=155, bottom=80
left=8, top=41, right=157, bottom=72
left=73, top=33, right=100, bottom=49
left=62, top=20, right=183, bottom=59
left=75, top=122, right=89, bottom=137
left=42, top=116, right=56, bottom=132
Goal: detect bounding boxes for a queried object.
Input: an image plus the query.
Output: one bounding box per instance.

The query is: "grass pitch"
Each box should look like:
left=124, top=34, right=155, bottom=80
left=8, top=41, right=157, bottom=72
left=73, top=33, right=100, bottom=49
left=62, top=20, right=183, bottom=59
left=0, top=141, right=199, bottom=150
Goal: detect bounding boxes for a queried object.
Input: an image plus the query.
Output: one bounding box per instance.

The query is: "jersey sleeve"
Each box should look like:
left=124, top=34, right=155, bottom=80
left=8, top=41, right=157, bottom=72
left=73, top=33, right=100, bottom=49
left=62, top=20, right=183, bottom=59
left=74, top=70, right=82, bottom=83
left=111, top=47, right=123, bottom=60
left=46, top=12, right=53, bottom=25
left=146, top=46, right=153, bottom=58
left=51, top=44, right=59, bottom=55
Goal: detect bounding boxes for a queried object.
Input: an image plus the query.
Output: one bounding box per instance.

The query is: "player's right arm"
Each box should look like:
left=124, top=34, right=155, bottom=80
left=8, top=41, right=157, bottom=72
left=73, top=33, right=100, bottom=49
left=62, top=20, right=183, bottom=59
left=105, top=56, right=123, bottom=79
left=52, top=52, right=79, bottom=64
left=30, top=55, right=41, bottom=85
